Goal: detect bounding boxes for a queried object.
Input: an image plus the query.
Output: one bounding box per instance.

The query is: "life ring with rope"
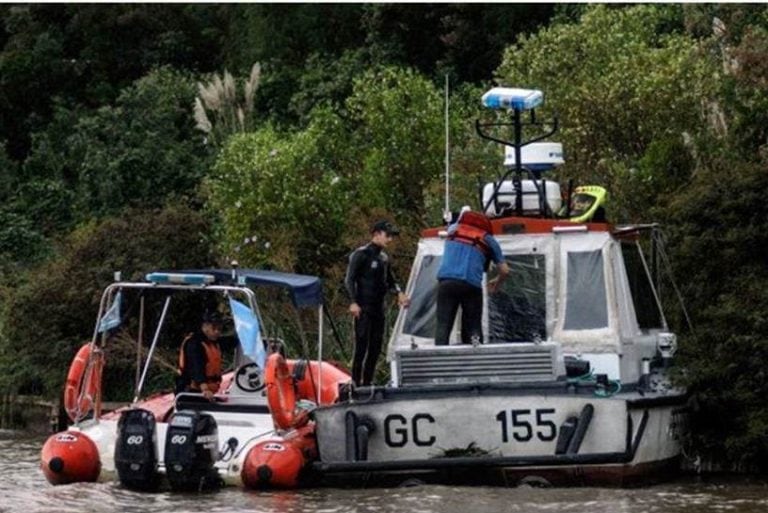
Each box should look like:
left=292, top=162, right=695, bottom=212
left=264, top=353, right=309, bottom=430
left=63, top=343, right=103, bottom=422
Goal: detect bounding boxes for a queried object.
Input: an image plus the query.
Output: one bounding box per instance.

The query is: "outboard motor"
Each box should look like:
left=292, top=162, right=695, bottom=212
left=115, top=408, right=159, bottom=491
left=164, top=410, right=220, bottom=491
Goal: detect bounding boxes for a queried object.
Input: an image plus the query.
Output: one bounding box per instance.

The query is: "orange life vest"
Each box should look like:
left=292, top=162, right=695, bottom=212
left=178, top=334, right=223, bottom=393
left=449, top=211, right=492, bottom=257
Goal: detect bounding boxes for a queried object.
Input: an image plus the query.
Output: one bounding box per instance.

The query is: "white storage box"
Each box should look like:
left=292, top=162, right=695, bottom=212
left=482, top=179, right=562, bottom=217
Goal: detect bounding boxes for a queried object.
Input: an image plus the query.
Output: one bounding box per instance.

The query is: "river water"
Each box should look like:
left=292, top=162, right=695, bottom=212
left=3, top=429, right=768, bottom=513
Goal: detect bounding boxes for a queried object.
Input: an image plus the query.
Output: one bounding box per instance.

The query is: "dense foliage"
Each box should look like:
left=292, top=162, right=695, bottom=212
left=1, top=4, right=768, bottom=469
left=0, top=205, right=212, bottom=397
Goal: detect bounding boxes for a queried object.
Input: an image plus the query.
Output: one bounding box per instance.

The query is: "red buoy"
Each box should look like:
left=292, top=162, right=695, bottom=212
left=241, top=425, right=317, bottom=489
left=40, top=431, right=101, bottom=485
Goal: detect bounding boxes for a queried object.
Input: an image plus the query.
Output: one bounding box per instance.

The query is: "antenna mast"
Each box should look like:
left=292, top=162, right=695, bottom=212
left=443, top=74, right=451, bottom=223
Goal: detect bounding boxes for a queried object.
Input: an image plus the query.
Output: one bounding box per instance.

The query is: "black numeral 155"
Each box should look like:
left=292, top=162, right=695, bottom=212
left=496, top=408, right=557, bottom=442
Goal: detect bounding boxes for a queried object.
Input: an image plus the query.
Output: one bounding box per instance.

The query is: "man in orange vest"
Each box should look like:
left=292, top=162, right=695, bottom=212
left=176, top=311, right=236, bottom=400
left=435, top=209, right=510, bottom=346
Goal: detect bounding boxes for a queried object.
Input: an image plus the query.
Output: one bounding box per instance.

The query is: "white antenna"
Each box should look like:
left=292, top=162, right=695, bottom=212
left=443, top=74, right=451, bottom=223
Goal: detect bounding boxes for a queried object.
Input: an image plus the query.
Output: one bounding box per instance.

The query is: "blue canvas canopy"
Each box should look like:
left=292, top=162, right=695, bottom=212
left=149, top=269, right=323, bottom=309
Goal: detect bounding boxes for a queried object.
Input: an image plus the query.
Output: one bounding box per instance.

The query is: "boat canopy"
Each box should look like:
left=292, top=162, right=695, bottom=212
left=150, top=269, right=323, bottom=309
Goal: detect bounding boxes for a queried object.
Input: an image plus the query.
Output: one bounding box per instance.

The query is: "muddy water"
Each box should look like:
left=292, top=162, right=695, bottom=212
left=3, top=429, right=768, bottom=513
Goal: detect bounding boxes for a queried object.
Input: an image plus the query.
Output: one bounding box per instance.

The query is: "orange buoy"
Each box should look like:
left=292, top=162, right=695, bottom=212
left=265, top=353, right=309, bottom=430
left=241, top=424, right=317, bottom=489
left=63, top=343, right=103, bottom=422
left=40, top=430, right=101, bottom=485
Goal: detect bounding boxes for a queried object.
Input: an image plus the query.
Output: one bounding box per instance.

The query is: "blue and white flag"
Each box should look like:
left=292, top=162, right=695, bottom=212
left=229, top=297, right=265, bottom=370
left=98, top=291, right=122, bottom=333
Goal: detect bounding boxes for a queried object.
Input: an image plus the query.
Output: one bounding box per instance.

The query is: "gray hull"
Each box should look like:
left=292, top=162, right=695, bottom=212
left=313, top=383, right=688, bottom=486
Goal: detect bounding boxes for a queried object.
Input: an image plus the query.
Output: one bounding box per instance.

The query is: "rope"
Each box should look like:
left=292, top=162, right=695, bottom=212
left=654, top=228, right=696, bottom=336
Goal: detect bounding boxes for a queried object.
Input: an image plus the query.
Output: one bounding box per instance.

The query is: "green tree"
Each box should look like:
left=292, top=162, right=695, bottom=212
left=0, top=205, right=213, bottom=397
left=287, top=49, right=370, bottom=125
left=660, top=4, right=768, bottom=469
left=346, top=66, right=445, bottom=221
left=205, top=110, right=351, bottom=276
left=495, top=4, right=715, bottom=221
left=47, top=67, right=212, bottom=220
left=225, top=4, right=366, bottom=125
left=0, top=140, right=16, bottom=202
left=667, top=156, right=768, bottom=469
left=363, top=4, right=555, bottom=83
left=0, top=4, right=229, bottom=160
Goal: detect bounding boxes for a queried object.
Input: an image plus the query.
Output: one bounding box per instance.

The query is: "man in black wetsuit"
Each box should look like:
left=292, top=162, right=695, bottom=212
left=345, top=220, right=410, bottom=386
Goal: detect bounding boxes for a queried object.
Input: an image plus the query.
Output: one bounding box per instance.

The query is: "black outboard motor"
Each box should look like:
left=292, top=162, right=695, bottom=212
left=164, top=410, right=220, bottom=491
left=115, top=408, right=159, bottom=491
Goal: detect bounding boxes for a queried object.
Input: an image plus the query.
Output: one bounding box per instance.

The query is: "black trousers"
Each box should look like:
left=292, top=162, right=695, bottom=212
left=352, top=306, right=386, bottom=386
left=435, top=279, right=484, bottom=345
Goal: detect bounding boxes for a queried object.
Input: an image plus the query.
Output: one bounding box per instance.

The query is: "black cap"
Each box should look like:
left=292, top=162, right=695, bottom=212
left=371, top=220, right=400, bottom=236
left=202, top=310, right=224, bottom=325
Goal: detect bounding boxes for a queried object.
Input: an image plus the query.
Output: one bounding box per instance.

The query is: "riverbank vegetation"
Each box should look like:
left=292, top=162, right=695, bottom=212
left=1, top=4, right=767, bottom=470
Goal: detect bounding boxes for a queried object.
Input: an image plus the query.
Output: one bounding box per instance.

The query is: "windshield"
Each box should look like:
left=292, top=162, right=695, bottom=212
left=402, top=254, right=441, bottom=338
left=621, top=241, right=664, bottom=330
left=488, top=254, right=547, bottom=342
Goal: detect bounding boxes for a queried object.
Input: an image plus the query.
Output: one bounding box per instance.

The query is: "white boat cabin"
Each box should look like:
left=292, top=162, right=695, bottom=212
left=388, top=218, right=675, bottom=388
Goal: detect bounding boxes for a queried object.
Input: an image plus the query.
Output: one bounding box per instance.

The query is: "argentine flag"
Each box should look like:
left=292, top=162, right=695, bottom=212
left=98, top=291, right=122, bottom=333
left=229, top=297, right=266, bottom=370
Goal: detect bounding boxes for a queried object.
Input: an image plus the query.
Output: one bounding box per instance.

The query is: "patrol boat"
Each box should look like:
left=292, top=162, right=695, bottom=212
left=41, top=269, right=350, bottom=490
left=312, top=87, right=689, bottom=486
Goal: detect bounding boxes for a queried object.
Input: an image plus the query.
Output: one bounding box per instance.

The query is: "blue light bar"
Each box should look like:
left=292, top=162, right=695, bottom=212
left=482, top=87, right=543, bottom=110
left=145, top=272, right=216, bottom=285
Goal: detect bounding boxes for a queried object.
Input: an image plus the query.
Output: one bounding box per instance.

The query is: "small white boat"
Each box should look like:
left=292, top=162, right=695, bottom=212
left=311, top=87, right=689, bottom=487
left=41, top=269, right=350, bottom=490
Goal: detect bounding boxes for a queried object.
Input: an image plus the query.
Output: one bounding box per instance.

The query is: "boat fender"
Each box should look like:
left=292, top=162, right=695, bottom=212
left=114, top=408, right=159, bottom=491
left=265, top=353, right=309, bottom=430
left=40, top=430, right=101, bottom=485
left=355, top=418, right=375, bottom=461
left=554, top=416, right=578, bottom=455
left=241, top=425, right=318, bottom=489
left=344, top=411, right=359, bottom=461
left=344, top=411, right=375, bottom=461
left=565, top=404, right=594, bottom=455
left=63, top=343, right=104, bottom=423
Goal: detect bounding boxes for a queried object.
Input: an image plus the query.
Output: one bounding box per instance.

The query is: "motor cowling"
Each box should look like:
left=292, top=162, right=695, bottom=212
left=40, top=430, right=101, bottom=485
left=164, top=410, right=220, bottom=491
left=114, top=408, right=159, bottom=491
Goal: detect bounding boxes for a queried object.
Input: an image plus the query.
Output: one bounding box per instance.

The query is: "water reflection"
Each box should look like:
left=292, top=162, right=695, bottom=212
left=4, top=430, right=768, bottom=513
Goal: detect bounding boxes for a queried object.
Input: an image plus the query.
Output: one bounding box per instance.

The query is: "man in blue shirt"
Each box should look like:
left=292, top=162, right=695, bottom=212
left=435, top=210, right=509, bottom=346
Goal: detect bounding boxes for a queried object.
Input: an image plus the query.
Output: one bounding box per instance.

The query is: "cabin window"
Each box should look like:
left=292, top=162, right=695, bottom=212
left=621, top=242, right=664, bottom=330
left=402, top=254, right=441, bottom=338
left=564, top=250, right=608, bottom=330
left=488, top=254, right=546, bottom=343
